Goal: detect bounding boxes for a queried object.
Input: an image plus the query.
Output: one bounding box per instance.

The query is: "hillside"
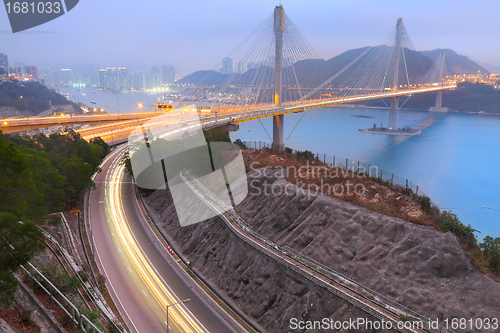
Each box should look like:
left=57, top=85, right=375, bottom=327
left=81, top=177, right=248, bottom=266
left=421, top=49, right=489, bottom=75
left=145, top=168, right=500, bottom=333
left=0, top=80, right=74, bottom=115
left=178, top=47, right=486, bottom=88
left=477, top=61, right=500, bottom=74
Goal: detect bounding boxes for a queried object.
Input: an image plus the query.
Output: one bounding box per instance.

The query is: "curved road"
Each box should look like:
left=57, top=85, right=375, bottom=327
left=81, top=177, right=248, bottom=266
left=88, top=146, right=238, bottom=333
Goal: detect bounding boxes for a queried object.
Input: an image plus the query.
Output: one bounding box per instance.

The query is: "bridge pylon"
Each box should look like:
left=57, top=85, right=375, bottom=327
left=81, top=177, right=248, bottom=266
left=430, top=50, right=448, bottom=112
left=388, top=18, right=403, bottom=130
left=272, top=5, right=285, bottom=151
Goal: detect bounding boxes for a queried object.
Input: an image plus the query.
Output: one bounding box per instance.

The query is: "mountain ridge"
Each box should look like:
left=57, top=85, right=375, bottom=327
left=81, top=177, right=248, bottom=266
left=178, top=47, right=487, bottom=87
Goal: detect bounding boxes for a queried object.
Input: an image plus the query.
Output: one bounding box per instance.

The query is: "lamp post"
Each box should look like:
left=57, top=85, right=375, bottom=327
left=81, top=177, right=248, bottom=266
left=166, top=299, right=191, bottom=333
left=137, top=103, right=143, bottom=121
left=20, top=96, right=28, bottom=119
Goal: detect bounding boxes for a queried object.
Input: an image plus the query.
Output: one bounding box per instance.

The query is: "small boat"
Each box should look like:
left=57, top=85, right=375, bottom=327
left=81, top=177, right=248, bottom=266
left=90, top=101, right=96, bottom=104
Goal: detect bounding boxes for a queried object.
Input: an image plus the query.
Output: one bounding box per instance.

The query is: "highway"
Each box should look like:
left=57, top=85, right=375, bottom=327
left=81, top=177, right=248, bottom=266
left=88, top=146, right=240, bottom=333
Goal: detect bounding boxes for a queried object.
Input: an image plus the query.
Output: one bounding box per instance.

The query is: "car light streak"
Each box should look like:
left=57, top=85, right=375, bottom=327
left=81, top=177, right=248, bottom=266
left=107, top=161, right=205, bottom=333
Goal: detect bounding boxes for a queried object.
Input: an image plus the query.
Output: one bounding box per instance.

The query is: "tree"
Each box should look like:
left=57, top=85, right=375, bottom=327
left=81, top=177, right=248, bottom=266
left=0, top=212, right=45, bottom=307
left=0, top=132, right=40, bottom=220
left=19, top=147, right=66, bottom=214
left=60, top=155, right=95, bottom=204
left=89, top=137, right=109, bottom=155
left=480, top=236, right=500, bottom=274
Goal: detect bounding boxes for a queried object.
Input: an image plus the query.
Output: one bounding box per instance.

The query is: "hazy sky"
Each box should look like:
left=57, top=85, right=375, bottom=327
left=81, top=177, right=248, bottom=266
left=1, top=0, right=499, bottom=77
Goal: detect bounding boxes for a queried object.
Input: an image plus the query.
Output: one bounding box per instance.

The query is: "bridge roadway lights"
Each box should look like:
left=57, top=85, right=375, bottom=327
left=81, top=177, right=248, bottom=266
left=388, top=96, right=399, bottom=130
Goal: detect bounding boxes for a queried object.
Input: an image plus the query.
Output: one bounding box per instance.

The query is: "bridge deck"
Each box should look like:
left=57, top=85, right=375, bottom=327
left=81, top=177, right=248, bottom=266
left=0, top=85, right=455, bottom=136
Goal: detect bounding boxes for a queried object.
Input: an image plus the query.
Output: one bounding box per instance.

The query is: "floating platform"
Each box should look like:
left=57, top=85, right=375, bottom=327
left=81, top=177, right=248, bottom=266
left=358, top=128, right=422, bottom=136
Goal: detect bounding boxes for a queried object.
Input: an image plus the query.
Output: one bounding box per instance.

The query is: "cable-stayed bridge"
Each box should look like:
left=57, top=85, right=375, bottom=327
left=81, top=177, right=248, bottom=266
left=0, top=5, right=455, bottom=148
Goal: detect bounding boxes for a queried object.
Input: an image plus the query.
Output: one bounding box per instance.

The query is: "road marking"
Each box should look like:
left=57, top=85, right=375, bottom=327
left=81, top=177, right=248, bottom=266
left=143, top=290, right=148, bottom=297
left=128, top=267, right=131, bottom=272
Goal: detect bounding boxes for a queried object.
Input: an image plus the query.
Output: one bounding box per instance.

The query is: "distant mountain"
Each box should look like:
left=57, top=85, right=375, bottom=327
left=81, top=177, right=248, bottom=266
left=420, top=49, right=489, bottom=75
left=298, top=46, right=433, bottom=87
left=179, top=47, right=487, bottom=87
left=476, top=61, right=500, bottom=75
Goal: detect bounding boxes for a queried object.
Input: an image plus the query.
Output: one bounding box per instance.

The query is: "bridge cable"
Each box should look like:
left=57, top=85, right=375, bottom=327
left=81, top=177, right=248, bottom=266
left=257, top=119, right=272, bottom=141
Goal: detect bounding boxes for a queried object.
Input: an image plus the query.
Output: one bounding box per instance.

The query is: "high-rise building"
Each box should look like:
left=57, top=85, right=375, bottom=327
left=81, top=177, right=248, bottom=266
left=133, top=71, right=158, bottom=90
left=52, top=69, right=74, bottom=85
left=162, top=65, right=175, bottom=84
left=0, top=53, right=8, bottom=72
left=151, top=65, right=160, bottom=86
left=99, top=67, right=128, bottom=91
left=222, top=57, right=233, bottom=74
left=25, top=66, right=38, bottom=80
left=236, top=61, right=245, bottom=74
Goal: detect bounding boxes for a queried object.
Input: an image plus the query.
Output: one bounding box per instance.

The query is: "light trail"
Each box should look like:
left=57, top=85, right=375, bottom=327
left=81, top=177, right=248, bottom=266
left=106, top=160, right=206, bottom=333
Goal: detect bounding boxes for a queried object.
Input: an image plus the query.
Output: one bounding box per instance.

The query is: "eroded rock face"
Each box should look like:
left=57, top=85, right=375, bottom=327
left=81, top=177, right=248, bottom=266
left=146, top=168, right=500, bottom=332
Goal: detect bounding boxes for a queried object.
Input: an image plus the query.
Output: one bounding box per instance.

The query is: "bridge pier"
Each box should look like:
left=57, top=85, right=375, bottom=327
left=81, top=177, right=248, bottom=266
left=429, top=90, right=448, bottom=112
left=272, top=5, right=285, bottom=151
left=388, top=96, right=399, bottom=130
left=272, top=115, right=284, bottom=151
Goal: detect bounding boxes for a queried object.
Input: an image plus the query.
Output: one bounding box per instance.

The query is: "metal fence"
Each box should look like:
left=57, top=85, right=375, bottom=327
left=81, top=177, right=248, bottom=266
left=240, top=140, right=426, bottom=202
left=19, top=262, right=104, bottom=333
left=41, top=229, right=122, bottom=332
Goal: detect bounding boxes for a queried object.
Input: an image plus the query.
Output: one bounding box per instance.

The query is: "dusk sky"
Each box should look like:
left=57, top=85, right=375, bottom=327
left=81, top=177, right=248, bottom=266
left=1, top=0, right=499, bottom=78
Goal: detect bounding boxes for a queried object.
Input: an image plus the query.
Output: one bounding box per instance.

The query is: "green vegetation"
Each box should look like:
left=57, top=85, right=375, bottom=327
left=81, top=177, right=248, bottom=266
left=419, top=196, right=500, bottom=277
left=2, top=129, right=107, bottom=216
left=0, top=80, right=77, bottom=114
left=203, top=129, right=231, bottom=143
left=0, top=212, right=45, bottom=307
left=38, top=262, right=82, bottom=296
left=0, top=129, right=108, bottom=307
left=46, top=214, right=62, bottom=226
left=480, top=236, right=500, bottom=275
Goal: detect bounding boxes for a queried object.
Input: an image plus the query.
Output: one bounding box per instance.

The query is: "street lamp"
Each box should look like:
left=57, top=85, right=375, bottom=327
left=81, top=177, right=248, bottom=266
left=166, top=299, right=191, bottom=333
left=20, top=96, right=28, bottom=119
left=137, top=103, right=143, bottom=120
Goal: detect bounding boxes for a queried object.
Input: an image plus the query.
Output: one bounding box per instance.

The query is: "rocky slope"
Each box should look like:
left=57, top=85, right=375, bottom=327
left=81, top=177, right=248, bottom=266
left=145, top=168, right=500, bottom=332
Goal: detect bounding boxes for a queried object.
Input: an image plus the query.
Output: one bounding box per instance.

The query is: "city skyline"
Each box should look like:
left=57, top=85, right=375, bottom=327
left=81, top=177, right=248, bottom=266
left=1, top=1, right=499, bottom=77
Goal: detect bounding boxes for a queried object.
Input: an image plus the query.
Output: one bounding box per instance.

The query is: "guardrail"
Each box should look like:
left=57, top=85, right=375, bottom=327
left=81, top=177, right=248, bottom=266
left=19, top=262, right=104, bottom=333
left=41, top=228, right=123, bottom=332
